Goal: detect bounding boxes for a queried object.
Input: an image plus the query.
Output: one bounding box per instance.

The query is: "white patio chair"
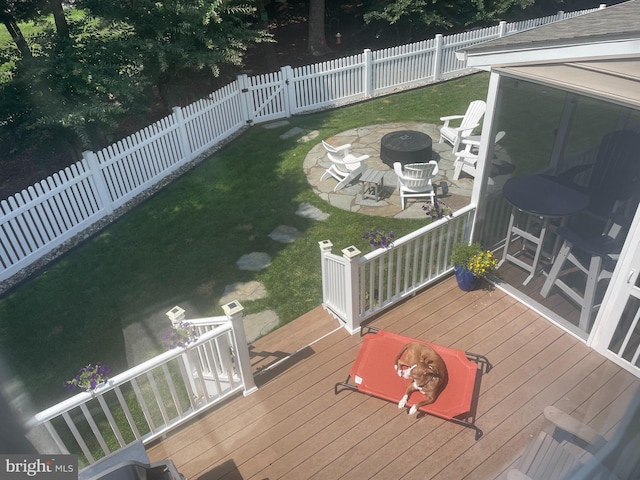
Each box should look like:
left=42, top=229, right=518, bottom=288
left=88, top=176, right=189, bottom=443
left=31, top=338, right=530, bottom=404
left=439, top=100, right=486, bottom=153
left=393, top=161, right=439, bottom=209
left=320, top=140, right=369, bottom=192
left=453, top=131, right=506, bottom=181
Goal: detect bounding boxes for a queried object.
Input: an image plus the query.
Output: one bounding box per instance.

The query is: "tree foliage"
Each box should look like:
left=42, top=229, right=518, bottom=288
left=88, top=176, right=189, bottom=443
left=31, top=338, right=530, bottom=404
left=363, top=0, right=534, bottom=42
left=77, top=0, right=269, bottom=103
left=0, top=0, right=268, bottom=161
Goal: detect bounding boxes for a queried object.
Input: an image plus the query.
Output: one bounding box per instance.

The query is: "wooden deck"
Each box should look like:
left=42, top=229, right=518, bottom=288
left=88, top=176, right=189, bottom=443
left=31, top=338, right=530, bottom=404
left=146, top=275, right=640, bottom=480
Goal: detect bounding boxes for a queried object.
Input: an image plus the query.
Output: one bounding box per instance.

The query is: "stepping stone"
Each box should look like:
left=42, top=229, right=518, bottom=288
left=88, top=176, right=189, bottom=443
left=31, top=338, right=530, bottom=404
left=219, top=281, right=267, bottom=305
left=298, top=130, right=319, bottom=143
left=280, top=127, right=304, bottom=139
left=243, top=310, right=280, bottom=343
left=296, top=202, right=329, bottom=221
left=263, top=120, right=290, bottom=129
left=269, top=225, right=303, bottom=243
left=236, top=252, right=271, bottom=271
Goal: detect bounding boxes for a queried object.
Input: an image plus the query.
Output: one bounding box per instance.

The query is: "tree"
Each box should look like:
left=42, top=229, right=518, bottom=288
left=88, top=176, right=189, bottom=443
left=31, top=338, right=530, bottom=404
left=0, top=0, right=36, bottom=57
left=77, top=0, right=270, bottom=105
left=49, top=0, right=69, bottom=40
left=363, top=0, right=534, bottom=43
left=308, top=0, right=330, bottom=55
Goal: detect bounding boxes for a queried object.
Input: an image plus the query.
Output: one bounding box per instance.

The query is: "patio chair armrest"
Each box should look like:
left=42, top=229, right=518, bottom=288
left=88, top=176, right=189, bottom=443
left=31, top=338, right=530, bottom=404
left=334, top=143, right=352, bottom=152
left=343, top=154, right=369, bottom=164
left=452, top=123, right=480, bottom=133
left=455, top=151, right=478, bottom=160
left=440, top=114, right=464, bottom=122
left=543, top=406, right=606, bottom=448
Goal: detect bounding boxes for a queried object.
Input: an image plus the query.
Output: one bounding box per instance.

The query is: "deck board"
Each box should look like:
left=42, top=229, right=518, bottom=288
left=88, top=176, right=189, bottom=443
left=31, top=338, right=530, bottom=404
left=146, top=275, right=640, bottom=480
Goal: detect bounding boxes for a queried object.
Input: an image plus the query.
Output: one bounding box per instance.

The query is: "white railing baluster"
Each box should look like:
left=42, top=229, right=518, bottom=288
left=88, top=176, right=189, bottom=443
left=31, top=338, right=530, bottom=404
left=113, top=386, right=142, bottom=440
left=130, top=378, right=156, bottom=434
left=62, top=411, right=94, bottom=463
left=96, top=395, right=127, bottom=448
left=79, top=403, right=110, bottom=456
left=44, top=421, right=70, bottom=454
left=145, top=371, right=171, bottom=427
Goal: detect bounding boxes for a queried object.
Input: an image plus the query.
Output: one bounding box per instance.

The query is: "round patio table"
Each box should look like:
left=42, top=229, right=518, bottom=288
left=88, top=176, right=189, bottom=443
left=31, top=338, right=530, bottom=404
left=380, top=130, right=432, bottom=167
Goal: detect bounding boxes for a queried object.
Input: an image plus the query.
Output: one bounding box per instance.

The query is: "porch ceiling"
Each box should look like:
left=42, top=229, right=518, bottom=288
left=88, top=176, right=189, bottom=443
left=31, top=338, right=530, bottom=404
left=496, top=57, right=640, bottom=108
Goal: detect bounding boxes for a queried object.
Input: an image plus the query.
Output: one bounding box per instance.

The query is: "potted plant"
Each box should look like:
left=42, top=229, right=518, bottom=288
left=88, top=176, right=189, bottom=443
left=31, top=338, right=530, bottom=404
left=64, top=362, right=111, bottom=392
left=450, top=242, right=498, bottom=291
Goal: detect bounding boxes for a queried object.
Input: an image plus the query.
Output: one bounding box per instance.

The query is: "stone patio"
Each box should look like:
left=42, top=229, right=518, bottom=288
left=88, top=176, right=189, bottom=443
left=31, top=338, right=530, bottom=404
left=303, top=122, right=474, bottom=219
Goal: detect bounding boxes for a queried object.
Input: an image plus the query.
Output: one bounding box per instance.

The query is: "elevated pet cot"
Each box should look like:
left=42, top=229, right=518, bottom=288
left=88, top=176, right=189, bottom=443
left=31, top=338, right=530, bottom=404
left=334, top=327, right=491, bottom=439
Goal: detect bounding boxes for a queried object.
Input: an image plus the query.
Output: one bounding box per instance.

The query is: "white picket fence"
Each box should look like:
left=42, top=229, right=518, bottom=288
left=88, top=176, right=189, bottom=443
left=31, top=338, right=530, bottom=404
left=29, top=301, right=256, bottom=471
left=320, top=205, right=476, bottom=333
left=0, top=6, right=605, bottom=284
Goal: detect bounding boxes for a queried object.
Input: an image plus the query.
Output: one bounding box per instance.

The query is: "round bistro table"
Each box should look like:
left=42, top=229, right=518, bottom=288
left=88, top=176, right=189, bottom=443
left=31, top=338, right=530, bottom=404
left=380, top=130, right=433, bottom=167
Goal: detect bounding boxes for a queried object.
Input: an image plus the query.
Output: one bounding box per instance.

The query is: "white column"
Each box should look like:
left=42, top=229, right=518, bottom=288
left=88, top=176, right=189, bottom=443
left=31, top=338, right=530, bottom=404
left=222, top=301, right=257, bottom=396
left=342, top=246, right=362, bottom=335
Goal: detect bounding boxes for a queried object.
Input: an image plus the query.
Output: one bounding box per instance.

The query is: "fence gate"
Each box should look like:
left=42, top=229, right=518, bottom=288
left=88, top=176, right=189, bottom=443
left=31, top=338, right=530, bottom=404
left=238, top=70, right=290, bottom=124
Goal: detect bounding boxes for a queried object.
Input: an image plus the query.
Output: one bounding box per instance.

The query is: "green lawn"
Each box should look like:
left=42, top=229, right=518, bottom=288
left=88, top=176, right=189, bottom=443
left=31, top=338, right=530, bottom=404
left=0, top=72, right=490, bottom=409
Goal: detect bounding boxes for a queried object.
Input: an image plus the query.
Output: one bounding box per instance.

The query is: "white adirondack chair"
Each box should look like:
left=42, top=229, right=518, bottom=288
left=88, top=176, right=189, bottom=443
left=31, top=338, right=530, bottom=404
left=453, top=131, right=506, bottom=181
left=439, top=100, right=486, bottom=153
left=320, top=140, right=369, bottom=192
left=393, top=161, right=439, bottom=209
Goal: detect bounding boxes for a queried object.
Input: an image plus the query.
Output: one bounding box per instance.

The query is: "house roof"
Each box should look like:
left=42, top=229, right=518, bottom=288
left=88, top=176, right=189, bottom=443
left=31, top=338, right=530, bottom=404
left=458, top=1, right=640, bottom=107
left=460, top=1, right=640, bottom=67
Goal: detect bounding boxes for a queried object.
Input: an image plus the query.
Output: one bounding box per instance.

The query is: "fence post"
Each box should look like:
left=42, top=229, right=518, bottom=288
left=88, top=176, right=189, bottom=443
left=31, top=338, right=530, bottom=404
left=280, top=65, right=293, bottom=117
left=319, top=240, right=333, bottom=308
left=222, top=301, right=257, bottom=396
left=498, top=21, right=507, bottom=37
left=82, top=150, right=114, bottom=215
left=342, top=246, right=362, bottom=335
left=556, top=10, right=565, bottom=21
left=433, top=34, right=443, bottom=82
left=363, top=49, right=373, bottom=98
left=236, top=74, right=253, bottom=125
left=171, top=107, right=192, bottom=162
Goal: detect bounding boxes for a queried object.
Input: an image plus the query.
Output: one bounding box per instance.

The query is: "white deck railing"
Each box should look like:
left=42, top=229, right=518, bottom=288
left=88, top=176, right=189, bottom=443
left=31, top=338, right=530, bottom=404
left=320, top=205, right=476, bottom=333
left=28, top=301, right=255, bottom=470
left=0, top=6, right=605, bottom=285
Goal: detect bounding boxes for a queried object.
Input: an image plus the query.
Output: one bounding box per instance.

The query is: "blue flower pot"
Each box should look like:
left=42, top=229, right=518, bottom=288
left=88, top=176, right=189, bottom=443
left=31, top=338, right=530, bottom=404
left=455, top=267, right=479, bottom=291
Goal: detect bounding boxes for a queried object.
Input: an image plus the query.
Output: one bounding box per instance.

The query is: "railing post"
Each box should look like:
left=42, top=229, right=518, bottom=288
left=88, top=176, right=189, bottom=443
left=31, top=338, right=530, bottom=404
left=342, top=246, right=362, bottom=335
left=319, top=240, right=333, bottom=308
left=165, top=306, right=200, bottom=399
left=83, top=150, right=114, bottom=215
left=222, top=301, right=257, bottom=396
left=433, top=34, right=443, bottom=82
left=556, top=10, right=565, bottom=21
left=363, top=48, right=373, bottom=98
left=171, top=106, right=192, bottom=162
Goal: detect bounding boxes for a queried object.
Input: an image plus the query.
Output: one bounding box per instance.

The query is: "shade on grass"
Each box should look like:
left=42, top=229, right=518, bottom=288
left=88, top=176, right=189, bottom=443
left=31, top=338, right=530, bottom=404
left=0, top=73, right=490, bottom=408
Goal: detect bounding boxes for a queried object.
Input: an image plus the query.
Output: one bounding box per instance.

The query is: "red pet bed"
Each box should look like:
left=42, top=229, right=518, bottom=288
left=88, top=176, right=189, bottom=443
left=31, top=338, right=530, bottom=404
left=334, top=328, right=490, bottom=439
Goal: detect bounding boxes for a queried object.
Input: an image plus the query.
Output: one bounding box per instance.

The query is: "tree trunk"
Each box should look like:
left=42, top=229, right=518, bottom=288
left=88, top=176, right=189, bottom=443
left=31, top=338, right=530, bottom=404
left=307, top=0, right=330, bottom=56
left=1, top=15, right=31, bottom=58
left=50, top=0, right=69, bottom=39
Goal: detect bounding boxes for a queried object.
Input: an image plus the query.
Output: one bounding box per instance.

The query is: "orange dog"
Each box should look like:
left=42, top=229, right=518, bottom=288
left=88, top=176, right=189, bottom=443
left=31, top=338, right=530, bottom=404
left=394, top=342, right=448, bottom=415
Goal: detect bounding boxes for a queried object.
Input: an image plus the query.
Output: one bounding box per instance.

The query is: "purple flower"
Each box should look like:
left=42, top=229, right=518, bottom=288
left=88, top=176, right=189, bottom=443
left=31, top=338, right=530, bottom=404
left=162, top=322, right=198, bottom=350
left=64, top=362, right=111, bottom=392
left=363, top=229, right=394, bottom=249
